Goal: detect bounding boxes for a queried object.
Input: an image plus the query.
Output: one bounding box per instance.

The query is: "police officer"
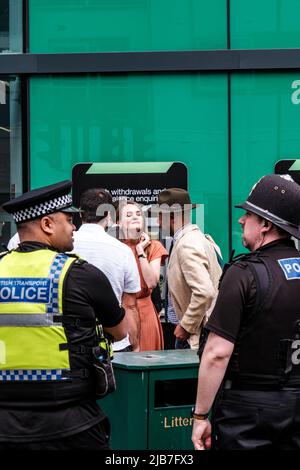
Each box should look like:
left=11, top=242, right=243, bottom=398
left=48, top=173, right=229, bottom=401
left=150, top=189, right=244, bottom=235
left=0, top=180, right=127, bottom=450
left=192, top=174, right=300, bottom=450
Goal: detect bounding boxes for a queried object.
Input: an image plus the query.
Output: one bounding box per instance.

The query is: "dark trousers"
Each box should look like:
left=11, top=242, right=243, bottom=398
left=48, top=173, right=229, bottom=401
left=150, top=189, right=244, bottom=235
left=175, top=338, right=190, bottom=349
left=0, top=419, right=110, bottom=450
left=212, top=388, right=300, bottom=450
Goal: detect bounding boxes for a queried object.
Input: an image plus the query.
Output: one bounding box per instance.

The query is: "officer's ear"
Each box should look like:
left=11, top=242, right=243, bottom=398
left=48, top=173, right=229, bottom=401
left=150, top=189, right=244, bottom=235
left=261, top=218, right=271, bottom=232
left=40, top=215, right=55, bottom=235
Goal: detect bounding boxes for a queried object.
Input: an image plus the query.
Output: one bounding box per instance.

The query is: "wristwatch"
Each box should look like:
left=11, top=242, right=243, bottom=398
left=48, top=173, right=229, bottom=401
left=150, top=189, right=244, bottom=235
left=138, top=253, right=147, bottom=258
left=191, top=406, right=209, bottom=421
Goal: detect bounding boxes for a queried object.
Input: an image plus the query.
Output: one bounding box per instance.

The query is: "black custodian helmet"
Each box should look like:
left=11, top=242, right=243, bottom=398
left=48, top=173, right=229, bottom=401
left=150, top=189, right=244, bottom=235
left=235, top=174, right=300, bottom=239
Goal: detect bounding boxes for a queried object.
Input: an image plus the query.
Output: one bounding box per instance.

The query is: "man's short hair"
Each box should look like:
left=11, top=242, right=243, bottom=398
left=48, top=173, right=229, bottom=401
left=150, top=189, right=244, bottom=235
left=80, top=188, right=113, bottom=223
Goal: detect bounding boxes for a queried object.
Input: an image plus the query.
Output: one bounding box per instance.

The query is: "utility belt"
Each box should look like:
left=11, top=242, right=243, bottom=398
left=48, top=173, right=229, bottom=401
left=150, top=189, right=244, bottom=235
left=92, top=323, right=116, bottom=398
left=224, top=379, right=300, bottom=391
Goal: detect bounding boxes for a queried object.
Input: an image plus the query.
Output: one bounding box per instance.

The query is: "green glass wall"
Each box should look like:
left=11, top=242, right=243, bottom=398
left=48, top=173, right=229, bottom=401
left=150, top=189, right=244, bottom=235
left=29, top=0, right=227, bottom=53
left=29, top=0, right=300, bottom=53
left=28, top=0, right=300, bottom=258
left=30, top=74, right=229, bottom=257
left=231, top=0, right=300, bottom=49
left=231, top=73, right=300, bottom=251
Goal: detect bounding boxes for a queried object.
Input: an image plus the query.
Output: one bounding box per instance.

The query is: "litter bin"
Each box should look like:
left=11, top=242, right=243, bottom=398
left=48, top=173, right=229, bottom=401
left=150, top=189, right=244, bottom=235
left=100, top=349, right=199, bottom=450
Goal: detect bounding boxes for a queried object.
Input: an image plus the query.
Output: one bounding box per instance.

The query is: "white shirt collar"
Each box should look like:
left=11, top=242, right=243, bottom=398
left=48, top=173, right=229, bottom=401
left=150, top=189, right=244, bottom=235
left=77, top=223, right=105, bottom=234
left=173, top=223, right=192, bottom=241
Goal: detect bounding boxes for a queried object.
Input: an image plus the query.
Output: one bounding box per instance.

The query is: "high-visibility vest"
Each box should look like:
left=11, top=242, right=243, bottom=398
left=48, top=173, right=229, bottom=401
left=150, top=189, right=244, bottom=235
left=0, top=249, right=77, bottom=382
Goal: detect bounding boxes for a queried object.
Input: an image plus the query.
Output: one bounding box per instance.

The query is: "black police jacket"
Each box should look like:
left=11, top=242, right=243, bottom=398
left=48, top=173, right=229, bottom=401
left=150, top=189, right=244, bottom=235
left=225, top=239, right=300, bottom=388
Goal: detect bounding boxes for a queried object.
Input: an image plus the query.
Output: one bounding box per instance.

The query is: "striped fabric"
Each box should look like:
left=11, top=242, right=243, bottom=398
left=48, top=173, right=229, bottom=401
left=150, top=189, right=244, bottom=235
left=0, top=369, right=67, bottom=381
left=46, top=253, right=69, bottom=314
left=12, top=195, right=72, bottom=223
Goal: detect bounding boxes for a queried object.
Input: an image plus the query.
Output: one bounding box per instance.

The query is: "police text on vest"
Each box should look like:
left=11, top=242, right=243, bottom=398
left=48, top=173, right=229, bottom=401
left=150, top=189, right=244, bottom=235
left=278, top=258, right=300, bottom=280
left=0, top=278, right=51, bottom=303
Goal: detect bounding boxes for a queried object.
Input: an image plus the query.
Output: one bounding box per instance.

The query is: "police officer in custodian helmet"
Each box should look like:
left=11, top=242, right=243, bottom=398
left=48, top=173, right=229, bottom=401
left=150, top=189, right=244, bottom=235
left=0, top=181, right=127, bottom=450
left=192, top=174, right=300, bottom=450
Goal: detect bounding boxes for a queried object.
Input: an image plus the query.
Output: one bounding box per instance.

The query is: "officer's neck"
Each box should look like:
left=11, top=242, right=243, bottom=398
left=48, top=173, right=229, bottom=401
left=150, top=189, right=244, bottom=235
left=19, top=233, right=51, bottom=246
left=253, top=233, right=289, bottom=251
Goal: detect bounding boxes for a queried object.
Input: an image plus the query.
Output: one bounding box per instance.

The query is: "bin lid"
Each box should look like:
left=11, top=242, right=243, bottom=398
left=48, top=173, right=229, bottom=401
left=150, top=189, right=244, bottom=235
left=112, top=349, right=199, bottom=370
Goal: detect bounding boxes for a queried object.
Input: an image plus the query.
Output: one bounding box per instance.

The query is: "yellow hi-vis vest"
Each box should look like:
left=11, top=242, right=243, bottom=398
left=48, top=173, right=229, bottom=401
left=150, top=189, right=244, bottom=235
left=0, top=249, right=76, bottom=382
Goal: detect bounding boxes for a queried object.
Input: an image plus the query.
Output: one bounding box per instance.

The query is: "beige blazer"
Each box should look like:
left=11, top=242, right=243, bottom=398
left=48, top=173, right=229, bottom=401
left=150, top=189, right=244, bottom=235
left=168, top=224, right=222, bottom=349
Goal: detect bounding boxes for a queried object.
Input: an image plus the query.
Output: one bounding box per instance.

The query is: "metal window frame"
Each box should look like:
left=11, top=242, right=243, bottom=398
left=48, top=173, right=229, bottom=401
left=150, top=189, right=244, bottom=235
left=1, top=49, right=300, bottom=74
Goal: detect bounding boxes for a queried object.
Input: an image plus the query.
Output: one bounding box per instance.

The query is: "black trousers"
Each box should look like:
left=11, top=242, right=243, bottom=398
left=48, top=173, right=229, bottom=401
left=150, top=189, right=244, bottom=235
left=212, top=388, right=300, bottom=450
left=0, top=419, right=110, bottom=450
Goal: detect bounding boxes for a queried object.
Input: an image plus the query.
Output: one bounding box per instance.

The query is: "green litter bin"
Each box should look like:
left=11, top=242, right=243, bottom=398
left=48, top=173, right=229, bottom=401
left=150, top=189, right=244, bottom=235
left=100, top=349, right=199, bottom=450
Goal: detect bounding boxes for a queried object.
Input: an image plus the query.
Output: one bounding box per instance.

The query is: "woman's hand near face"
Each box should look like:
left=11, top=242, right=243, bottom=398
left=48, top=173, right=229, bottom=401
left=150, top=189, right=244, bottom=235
left=136, top=232, right=150, bottom=255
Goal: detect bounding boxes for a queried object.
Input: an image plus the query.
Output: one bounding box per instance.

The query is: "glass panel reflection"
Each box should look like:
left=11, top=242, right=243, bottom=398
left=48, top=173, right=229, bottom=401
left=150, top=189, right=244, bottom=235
left=0, top=76, right=22, bottom=247
left=0, top=0, right=22, bottom=53
left=231, top=0, right=300, bottom=49
left=231, top=72, right=300, bottom=252
left=29, top=0, right=226, bottom=53
left=30, top=73, right=228, bottom=257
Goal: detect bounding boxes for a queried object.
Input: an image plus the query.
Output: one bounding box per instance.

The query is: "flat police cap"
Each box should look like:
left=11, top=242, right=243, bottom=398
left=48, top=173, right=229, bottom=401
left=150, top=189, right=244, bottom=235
left=2, top=180, right=80, bottom=223
left=235, top=174, right=300, bottom=239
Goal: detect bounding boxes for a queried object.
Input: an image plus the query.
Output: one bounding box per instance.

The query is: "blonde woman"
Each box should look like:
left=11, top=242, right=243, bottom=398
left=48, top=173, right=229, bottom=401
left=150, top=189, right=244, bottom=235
left=117, top=200, right=168, bottom=351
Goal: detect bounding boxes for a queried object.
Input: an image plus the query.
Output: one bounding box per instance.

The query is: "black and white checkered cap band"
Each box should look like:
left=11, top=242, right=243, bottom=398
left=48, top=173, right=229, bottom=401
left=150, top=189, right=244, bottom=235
left=13, top=194, right=73, bottom=223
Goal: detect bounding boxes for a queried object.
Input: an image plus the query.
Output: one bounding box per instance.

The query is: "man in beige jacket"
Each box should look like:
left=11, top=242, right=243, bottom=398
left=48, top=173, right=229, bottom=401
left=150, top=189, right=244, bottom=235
left=152, top=188, right=222, bottom=350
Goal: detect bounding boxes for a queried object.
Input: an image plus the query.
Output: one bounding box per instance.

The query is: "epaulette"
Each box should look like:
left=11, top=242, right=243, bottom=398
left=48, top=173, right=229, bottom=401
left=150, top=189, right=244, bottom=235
left=231, top=252, right=257, bottom=269
left=64, top=252, right=86, bottom=265
left=220, top=249, right=272, bottom=315
left=218, top=250, right=263, bottom=287
left=66, top=252, right=80, bottom=259
left=218, top=249, right=238, bottom=285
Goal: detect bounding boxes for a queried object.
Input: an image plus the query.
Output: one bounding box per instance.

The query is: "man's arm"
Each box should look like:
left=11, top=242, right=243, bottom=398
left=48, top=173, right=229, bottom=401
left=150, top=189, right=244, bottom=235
left=177, top=239, right=216, bottom=336
left=104, top=314, right=128, bottom=342
left=191, top=332, right=234, bottom=450
left=65, top=261, right=128, bottom=342
left=122, top=292, right=140, bottom=351
left=191, top=263, right=253, bottom=450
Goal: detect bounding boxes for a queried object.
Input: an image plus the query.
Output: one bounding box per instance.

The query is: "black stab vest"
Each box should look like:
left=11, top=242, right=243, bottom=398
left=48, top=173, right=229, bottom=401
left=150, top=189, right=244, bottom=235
left=225, top=240, right=300, bottom=388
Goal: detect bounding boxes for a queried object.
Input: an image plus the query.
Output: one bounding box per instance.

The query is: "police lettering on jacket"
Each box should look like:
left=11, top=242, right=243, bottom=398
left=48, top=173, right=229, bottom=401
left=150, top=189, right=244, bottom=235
left=0, top=278, right=51, bottom=303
